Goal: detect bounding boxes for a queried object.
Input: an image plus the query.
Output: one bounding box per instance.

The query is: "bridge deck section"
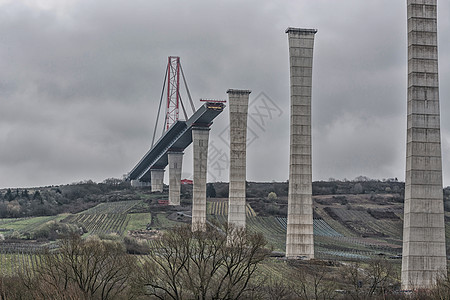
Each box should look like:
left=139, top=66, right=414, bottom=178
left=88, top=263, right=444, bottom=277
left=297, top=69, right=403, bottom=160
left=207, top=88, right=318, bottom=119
left=128, top=102, right=225, bottom=182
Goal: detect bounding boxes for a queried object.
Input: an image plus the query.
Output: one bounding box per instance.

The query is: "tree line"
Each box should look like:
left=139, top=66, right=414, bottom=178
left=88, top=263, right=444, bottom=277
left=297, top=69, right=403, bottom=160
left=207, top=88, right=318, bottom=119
left=0, top=225, right=268, bottom=300
left=0, top=179, right=135, bottom=218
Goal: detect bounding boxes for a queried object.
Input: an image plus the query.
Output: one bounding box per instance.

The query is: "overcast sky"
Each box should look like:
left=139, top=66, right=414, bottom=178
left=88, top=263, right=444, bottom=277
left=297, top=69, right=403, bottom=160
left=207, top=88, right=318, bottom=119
left=1, top=0, right=450, bottom=188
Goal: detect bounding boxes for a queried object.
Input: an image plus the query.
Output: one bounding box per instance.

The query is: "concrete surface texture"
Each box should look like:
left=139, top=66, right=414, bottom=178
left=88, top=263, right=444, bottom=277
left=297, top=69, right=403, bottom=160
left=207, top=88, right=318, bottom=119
left=168, top=151, right=183, bottom=206
left=192, top=127, right=210, bottom=231
left=227, top=89, right=251, bottom=228
left=130, top=180, right=151, bottom=188
left=150, top=169, right=164, bottom=192
left=401, top=0, right=447, bottom=290
left=285, top=27, right=317, bottom=259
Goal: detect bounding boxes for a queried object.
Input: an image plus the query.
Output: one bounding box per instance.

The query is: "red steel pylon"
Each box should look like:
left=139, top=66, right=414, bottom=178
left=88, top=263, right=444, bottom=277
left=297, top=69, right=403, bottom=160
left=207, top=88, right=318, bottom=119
left=165, top=56, right=180, bottom=131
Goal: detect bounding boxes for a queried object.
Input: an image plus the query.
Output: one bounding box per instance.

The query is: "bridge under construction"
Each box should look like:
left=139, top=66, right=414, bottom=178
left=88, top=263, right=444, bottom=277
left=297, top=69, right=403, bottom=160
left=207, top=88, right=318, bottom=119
left=126, top=56, right=225, bottom=214
left=127, top=100, right=224, bottom=183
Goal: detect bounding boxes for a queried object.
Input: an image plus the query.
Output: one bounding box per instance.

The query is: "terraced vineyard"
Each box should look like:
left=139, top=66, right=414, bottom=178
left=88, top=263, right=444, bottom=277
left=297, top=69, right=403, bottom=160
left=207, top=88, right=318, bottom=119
left=272, top=215, right=403, bottom=259
left=247, top=216, right=286, bottom=251
left=0, top=189, right=421, bottom=276
left=257, top=259, right=296, bottom=284
left=81, top=200, right=141, bottom=215
left=276, top=218, right=343, bottom=237
left=64, top=213, right=131, bottom=235
left=62, top=200, right=142, bottom=236
left=0, top=243, right=55, bottom=276
left=208, top=214, right=381, bottom=254
left=207, top=201, right=257, bottom=217
left=0, top=201, right=150, bottom=276
left=325, top=207, right=403, bottom=239
left=316, top=249, right=370, bottom=260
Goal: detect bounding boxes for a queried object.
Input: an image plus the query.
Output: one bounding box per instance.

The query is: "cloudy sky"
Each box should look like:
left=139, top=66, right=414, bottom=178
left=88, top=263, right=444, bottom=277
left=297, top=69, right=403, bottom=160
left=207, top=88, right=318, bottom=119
left=1, top=0, right=450, bottom=188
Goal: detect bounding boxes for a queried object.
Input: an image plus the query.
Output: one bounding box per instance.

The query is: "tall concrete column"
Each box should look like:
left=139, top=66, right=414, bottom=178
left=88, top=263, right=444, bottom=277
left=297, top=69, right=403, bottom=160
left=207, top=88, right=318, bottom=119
left=227, top=89, right=250, bottom=229
left=168, top=151, right=183, bottom=206
left=285, top=27, right=316, bottom=259
left=402, top=0, right=446, bottom=290
left=192, top=127, right=210, bottom=231
left=150, top=169, right=165, bottom=192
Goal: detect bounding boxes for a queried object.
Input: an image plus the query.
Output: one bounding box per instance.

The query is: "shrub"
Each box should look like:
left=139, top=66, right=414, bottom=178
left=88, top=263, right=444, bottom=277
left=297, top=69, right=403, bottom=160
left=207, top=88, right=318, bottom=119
left=268, top=192, right=277, bottom=200
left=32, top=221, right=81, bottom=240
left=124, top=236, right=151, bottom=254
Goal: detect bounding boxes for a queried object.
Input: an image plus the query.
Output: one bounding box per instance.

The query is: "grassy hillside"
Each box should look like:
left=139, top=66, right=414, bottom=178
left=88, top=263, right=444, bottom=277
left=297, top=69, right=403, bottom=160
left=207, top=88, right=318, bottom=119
left=1, top=179, right=450, bottom=278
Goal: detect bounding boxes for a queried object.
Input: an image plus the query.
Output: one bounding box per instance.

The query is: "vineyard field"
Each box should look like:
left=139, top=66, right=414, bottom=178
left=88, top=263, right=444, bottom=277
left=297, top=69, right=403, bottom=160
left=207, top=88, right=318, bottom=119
left=207, top=201, right=257, bottom=217
left=244, top=216, right=403, bottom=258
left=325, top=207, right=403, bottom=239
left=257, top=259, right=295, bottom=284
left=81, top=200, right=142, bottom=214
left=0, top=243, right=53, bottom=276
left=63, top=213, right=131, bottom=235
left=276, top=218, right=343, bottom=237
left=62, top=200, right=143, bottom=236
left=247, top=216, right=286, bottom=251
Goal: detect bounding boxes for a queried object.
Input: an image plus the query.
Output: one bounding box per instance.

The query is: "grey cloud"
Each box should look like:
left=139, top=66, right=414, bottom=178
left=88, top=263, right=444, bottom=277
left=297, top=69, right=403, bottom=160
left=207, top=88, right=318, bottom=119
left=0, top=0, right=449, bottom=188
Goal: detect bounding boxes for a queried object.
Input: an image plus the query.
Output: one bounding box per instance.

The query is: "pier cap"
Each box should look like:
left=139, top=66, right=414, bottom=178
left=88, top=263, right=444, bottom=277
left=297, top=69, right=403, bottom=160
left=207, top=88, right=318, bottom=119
left=285, top=27, right=318, bottom=34
left=226, top=89, right=252, bottom=94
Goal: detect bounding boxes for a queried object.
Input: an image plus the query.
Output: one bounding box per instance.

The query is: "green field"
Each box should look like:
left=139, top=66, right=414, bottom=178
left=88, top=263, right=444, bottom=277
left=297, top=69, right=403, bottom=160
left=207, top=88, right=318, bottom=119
left=0, top=215, right=67, bottom=238
left=125, top=212, right=152, bottom=232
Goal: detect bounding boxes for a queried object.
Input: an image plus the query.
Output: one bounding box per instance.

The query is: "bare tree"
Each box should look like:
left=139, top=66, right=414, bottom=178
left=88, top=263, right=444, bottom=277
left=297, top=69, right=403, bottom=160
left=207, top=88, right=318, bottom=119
left=290, top=261, right=337, bottom=300
left=342, top=262, right=363, bottom=299
left=341, top=257, right=398, bottom=299
left=140, top=226, right=191, bottom=299
left=263, top=278, right=293, bottom=300
left=20, top=234, right=137, bottom=300
left=365, top=257, right=397, bottom=297
left=139, top=224, right=269, bottom=300
left=429, top=268, right=450, bottom=300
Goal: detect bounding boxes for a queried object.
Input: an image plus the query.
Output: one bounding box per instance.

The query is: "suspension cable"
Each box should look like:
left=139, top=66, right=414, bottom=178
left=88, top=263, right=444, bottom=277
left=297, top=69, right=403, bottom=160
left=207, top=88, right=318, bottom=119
left=180, top=63, right=196, bottom=114
left=179, top=94, right=188, bottom=121
left=152, top=64, right=168, bottom=147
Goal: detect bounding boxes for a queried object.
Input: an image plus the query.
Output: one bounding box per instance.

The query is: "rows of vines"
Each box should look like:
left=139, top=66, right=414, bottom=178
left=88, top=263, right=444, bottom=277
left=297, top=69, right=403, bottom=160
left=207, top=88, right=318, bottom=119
left=207, top=201, right=256, bottom=217
left=62, top=200, right=141, bottom=236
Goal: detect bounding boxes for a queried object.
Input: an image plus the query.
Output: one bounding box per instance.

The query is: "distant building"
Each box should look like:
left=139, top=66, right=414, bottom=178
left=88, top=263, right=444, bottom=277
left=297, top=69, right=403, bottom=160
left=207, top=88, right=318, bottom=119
left=181, top=179, right=193, bottom=185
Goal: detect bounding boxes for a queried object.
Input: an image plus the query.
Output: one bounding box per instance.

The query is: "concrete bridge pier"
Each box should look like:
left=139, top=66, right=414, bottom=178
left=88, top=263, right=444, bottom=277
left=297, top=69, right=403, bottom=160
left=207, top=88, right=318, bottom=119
left=150, top=169, right=165, bottom=192
left=192, top=127, right=210, bottom=231
left=130, top=180, right=140, bottom=187
left=227, top=89, right=250, bottom=229
left=401, top=0, right=446, bottom=289
left=130, top=180, right=151, bottom=188
left=285, top=27, right=317, bottom=259
left=168, top=151, right=183, bottom=206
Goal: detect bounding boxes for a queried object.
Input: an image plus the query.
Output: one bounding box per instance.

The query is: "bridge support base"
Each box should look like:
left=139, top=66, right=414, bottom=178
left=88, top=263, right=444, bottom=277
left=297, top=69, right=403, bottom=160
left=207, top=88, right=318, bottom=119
left=192, top=127, right=210, bottom=232
left=227, top=89, right=250, bottom=229
left=285, top=27, right=317, bottom=259
left=168, top=152, right=183, bottom=206
left=150, top=169, right=165, bottom=192
left=401, top=0, right=446, bottom=289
